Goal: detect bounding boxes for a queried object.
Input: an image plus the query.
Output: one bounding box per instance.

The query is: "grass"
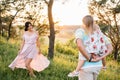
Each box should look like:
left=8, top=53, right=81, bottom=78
left=0, top=37, right=120, bottom=80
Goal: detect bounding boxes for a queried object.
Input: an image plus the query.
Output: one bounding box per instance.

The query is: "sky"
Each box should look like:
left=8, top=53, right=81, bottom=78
left=53, top=0, right=89, bottom=25
left=11, top=0, right=89, bottom=26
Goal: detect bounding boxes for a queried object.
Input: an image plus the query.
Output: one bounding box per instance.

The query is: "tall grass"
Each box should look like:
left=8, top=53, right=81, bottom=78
left=0, top=37, right=120, bottom=80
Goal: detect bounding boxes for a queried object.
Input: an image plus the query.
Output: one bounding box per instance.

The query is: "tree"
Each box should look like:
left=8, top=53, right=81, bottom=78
left=0, top=0, right=25, bottom=40
left=0, top=0, right=49, bottom=40
left=88, top=0, right=120, bottom=60
left=43, top=0, right=82, bottom=58
left=44, top=0, right=55, bottom=59
left=24, top=1, right=49, bottom=35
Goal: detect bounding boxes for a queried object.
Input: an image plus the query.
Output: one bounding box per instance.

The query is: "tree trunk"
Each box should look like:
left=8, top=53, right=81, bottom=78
left=114, top=45, right=118, bottom=60
left=47, top=0, right=55, bottom=59
left=7, top=9, right=21, bottom=40
left=114, top=49, right=118, bottom=60
left=0, top=11, right=3, bottom=36
left=0, top=20, right=3, bottom=36
left=7, top=22, right=12, bottom=40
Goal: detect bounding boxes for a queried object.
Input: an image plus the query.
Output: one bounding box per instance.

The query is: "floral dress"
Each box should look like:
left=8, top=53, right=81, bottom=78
left=85, top=30, right=108, bottom=56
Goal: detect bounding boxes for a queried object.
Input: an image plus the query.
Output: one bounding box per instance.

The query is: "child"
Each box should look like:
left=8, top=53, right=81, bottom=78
left=68, top=25, right=108, bottom=77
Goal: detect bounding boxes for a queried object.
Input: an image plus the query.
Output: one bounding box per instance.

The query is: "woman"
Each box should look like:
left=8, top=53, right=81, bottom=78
left=69, top=15, right=113, bottom=80
left=9, top=22, right=50, bottom=77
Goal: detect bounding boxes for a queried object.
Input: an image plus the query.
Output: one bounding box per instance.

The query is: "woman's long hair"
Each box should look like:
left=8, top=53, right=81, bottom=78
left=82, top=15, right=94, bottom=31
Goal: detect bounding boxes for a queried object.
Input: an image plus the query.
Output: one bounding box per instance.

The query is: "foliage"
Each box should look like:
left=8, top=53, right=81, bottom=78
left=0, top=0, right=26, bottom=39
left=55, top=39, right=78, bottom=56
left=0, top=0, right=49, bottom=39
left=24, top=0, right=49, bottom=35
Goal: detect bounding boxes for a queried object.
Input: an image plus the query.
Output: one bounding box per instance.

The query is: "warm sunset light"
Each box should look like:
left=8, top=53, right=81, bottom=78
left=53, top=0, right=89, bottom=25
left=1, top=0, right=119, bottom=80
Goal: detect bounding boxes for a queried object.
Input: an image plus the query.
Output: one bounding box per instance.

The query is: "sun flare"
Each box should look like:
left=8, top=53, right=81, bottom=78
left=53, top=0, right=89, bottom=25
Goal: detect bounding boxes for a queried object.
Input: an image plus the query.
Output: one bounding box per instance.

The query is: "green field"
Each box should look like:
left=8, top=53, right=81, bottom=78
left=0, top=37, right=120, bottom=80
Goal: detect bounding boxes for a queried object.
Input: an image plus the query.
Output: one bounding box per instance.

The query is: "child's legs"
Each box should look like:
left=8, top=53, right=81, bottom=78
left=76, top=60, right=85, bottom=71
left=102, top=58, right=106, bottom=67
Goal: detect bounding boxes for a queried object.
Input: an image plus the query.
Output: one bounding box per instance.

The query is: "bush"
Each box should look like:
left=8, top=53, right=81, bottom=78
left=55, top=41, right=78, bottom=56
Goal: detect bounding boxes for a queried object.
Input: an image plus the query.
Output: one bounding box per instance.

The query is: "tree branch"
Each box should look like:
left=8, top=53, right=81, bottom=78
left=44, top=0, right=49, bottom=5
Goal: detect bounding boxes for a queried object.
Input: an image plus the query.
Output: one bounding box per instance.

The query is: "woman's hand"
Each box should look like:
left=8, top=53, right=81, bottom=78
left=89, top=54, right=100, bottom=62
left=91, top=56, right=103, bottom=62
left=38, top=52, right=41, bottom=55
left=18, top=50, right=21, bottom=54
left=38, top=49, right=41, bottom=54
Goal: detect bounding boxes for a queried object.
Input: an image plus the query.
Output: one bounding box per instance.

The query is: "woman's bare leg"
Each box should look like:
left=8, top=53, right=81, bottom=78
left=25, top=58, right=35, bottom=77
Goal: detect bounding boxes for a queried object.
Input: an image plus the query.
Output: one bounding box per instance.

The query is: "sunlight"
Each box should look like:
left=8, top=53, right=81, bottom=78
left=53, top=0, right=89, bottom=25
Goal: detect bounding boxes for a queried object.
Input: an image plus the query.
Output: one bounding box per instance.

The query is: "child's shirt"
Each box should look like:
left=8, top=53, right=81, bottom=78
left=75, top=27, right=111, bottom=69
left=85, top=30, right=108, bottom=56
left=75, top=27, right=111, bottom=60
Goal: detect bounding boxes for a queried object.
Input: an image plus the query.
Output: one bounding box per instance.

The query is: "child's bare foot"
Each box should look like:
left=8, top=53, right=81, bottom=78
left=102, top=66, right=107, bottom=70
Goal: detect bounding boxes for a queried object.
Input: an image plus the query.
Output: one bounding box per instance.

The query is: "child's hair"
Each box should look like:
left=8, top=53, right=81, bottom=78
left=25, top=22, right=32, bottom=31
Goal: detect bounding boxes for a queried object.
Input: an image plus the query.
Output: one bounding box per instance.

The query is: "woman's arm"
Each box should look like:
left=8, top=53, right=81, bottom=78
left=76, top=39, right=90, bottom=61
left=98, top=44, right=113, bottom=60
left=94, top=43, right=113, bottom=62
left=36, top=37, right=40, bottom=49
